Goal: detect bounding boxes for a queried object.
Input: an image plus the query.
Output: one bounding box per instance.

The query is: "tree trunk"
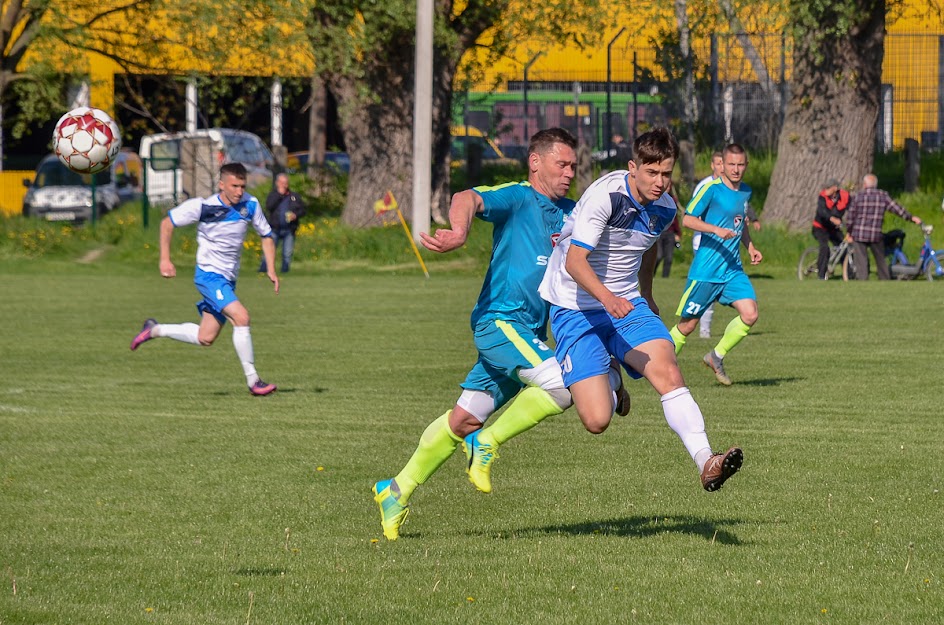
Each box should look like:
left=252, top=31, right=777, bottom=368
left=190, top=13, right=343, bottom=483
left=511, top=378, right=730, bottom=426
left=331, top=51, right=456, bottom=228
left=764, top=1, right=885, bottom=230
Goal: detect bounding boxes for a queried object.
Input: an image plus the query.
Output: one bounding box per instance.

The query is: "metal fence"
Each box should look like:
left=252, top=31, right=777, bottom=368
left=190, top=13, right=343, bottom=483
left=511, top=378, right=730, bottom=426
left=455, top=33, right=942, bottom=155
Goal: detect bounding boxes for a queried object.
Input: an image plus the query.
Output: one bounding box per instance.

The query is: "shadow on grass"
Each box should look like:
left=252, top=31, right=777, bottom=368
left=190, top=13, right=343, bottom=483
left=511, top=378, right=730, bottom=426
left=474, top=515, right=745, bottom=545
left=208, top=386, right=328, bottom=396
left=735, top=376, right=801, bottom=387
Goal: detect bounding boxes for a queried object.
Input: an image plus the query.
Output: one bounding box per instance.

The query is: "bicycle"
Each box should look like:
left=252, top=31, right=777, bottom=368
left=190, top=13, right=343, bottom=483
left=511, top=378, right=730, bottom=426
left=885, top=224, right=944, bottom=281
left=797, top=236, right=857, bottom=280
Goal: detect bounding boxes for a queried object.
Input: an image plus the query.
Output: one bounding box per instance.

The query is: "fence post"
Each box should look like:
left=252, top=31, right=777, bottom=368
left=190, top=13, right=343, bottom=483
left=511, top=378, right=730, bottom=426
left=607, top=28, right=627, bottom=158
left=524, top=52, right=544, bottom=143
left=904, top=138, right=920, bottom=192
left=142, top=158, right=149, bottom=229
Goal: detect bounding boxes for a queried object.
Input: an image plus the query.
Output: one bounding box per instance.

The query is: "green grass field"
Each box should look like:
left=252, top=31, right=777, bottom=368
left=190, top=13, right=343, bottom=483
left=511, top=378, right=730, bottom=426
left=1, top=260, right=943, bottom=624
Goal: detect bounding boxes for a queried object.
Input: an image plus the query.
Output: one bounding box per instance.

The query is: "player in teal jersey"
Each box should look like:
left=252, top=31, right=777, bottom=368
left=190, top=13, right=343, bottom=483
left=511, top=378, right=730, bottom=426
left=371, top=128, right=623, bottom=541
left=670, top=143, right=763, bottom=385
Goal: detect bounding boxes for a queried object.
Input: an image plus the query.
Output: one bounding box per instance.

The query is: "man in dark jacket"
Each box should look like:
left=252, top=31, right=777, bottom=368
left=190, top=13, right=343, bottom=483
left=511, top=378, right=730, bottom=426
left=259, top=173, right=306, bottom=273
left=812, top=178, right=848, bottom=279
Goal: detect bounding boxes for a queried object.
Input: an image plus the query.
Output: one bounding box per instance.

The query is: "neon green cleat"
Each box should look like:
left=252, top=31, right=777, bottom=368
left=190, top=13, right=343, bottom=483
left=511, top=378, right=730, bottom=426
left=372, top=479, right=409, bottom=541
left=463, top=431, right=498, bottom=494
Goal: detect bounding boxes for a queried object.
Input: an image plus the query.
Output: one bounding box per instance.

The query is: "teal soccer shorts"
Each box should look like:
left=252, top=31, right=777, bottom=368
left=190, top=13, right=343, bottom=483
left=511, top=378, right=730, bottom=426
left=460, top=319, right=556, bottom=411
left=675, top=272, right=756, bottom=319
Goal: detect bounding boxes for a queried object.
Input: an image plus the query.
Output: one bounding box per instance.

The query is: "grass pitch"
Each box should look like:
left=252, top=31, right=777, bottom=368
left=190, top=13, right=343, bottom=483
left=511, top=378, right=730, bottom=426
left=1, top=265, right=942, bottom=624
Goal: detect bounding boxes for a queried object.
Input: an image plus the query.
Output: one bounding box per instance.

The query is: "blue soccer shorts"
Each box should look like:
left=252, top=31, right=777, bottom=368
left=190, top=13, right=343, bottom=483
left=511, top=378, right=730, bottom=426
left=675, top=272, right=756, bottom=319
left=550, top=299, right=672, bottom=388
left=460, top=318, right=556, bottom=412
left=194, top=267, right=239, bottom=325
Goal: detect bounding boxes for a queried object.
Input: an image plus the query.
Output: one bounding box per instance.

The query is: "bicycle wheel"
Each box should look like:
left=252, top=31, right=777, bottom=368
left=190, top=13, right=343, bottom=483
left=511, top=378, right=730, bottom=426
left=842, top=251, right=857, bottom=281
left=797, top=247, right=819, bottom=280
left=925, top=256, right=944, bottom=281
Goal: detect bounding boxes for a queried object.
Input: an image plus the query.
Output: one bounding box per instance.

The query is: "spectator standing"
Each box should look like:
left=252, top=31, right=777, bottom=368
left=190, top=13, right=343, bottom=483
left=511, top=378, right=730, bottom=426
left=812, top=179, right=849, bottom=279
left=260, top=173, right=306, bottom=273
left=845, top=173, right=922, bottom=280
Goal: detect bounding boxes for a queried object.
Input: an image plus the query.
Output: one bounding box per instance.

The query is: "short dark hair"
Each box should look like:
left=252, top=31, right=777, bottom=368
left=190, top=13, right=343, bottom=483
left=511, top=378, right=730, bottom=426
left=722, top=143, right=747, bottom=159
left=220, top=162, right=248, bottom=180
left=632, top=127, right=679, bottom=165
left=528, top=127, right=577, bottom=156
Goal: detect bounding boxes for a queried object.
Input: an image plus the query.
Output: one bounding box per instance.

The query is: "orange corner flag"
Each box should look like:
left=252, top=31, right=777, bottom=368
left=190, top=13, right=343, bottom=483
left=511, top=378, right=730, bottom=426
left=374, top=191, right=398, bottom=214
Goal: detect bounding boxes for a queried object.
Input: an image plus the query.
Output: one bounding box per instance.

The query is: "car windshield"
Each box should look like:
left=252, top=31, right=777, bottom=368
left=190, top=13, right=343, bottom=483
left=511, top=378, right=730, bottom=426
left=34, top=159, right=109, bottom=188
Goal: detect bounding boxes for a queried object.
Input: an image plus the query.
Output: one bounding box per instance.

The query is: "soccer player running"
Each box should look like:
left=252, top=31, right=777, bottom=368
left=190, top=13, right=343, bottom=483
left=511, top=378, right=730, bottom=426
left=538, top=127, right=742, bottom=492
left=371, top=128, right=629, bottom=541
left=130, top=162, right=280, bottom=396
left=691, top=151, right=723, bottom=338
left=669, top=143, right=762, bottom=386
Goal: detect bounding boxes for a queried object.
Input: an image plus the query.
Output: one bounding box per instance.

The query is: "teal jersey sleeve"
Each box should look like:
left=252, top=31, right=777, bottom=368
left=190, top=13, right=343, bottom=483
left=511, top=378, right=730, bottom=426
left=686, top=181, right=753, bottom=282
left=469, top=182, right=574, bottom=335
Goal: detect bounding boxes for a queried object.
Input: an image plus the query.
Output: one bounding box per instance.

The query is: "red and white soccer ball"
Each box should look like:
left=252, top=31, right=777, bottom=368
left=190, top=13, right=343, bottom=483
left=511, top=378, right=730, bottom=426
left=52, top=107, right=122, bottom=174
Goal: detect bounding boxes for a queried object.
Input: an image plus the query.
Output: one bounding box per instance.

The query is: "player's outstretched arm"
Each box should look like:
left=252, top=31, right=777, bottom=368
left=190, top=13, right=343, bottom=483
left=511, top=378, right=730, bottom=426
left=158, top=216, right=176, bottom=278
left=420, top=189, right=483, bottom=254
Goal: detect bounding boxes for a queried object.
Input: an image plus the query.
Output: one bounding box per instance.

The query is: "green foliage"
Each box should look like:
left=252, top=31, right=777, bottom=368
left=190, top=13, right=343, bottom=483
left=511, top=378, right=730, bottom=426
left=1, top=268, right=944, bottom=624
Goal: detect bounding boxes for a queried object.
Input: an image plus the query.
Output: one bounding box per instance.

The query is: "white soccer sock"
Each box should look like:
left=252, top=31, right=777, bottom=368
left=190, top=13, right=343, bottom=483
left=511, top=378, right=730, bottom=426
left=661, top=387, right=712, bottom=471
left=152, top=323, right=201, bottom=345
left=232, top=326, right=259, bottom=386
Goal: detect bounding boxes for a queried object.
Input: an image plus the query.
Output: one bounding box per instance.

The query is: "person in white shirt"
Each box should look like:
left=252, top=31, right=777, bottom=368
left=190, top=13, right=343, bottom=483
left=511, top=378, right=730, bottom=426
left=538, top=128, right=742, bottom=492
left=129, top=162, right=280, bottom=396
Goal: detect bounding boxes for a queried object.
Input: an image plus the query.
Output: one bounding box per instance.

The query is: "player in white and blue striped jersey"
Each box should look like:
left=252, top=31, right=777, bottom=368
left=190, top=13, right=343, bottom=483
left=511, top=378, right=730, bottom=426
left=129, top=162, right=280, bottom=396
left=539, top=127, right=743, bottom=493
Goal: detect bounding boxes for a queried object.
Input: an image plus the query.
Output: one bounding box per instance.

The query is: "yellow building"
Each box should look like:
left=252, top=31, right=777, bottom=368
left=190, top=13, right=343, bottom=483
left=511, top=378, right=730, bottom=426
left=2, top=2, right=942, bottom=215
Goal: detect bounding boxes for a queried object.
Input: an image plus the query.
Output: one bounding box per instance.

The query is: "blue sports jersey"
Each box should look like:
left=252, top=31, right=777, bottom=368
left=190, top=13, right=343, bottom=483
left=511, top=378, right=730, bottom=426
left=685, top=178, right=752, bottom=282
left=469, top=182, right=575, bottom=337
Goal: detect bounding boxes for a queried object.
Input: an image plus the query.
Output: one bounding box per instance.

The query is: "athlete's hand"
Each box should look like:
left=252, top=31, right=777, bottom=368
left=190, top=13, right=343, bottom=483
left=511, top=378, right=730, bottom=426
left=159, top=259, right=176, bottom=278
left=603, top=295, right=634, bottom=319
left=268, top=271, right=280, bottom=294
left=420, top=228, right=467, bottom=254
left=748, top=244, right=763, bottom=265
left=715, top=227, right=737, bottom=240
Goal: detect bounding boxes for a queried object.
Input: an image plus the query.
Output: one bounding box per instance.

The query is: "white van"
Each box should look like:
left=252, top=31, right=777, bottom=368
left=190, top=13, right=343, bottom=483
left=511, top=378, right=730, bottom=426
left=138, top=128, right=275, bottom=205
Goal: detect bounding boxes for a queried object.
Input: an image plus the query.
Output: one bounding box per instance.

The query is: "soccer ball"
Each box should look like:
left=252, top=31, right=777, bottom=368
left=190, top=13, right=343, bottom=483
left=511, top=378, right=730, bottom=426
left=52, top=107, right=122, bottom=174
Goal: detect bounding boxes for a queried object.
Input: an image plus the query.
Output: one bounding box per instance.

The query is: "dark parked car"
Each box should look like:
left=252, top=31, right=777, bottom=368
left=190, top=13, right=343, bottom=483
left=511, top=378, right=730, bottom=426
left=22, top=150, right=143, bottom=223
left=286, top=151, right=350, bottom=175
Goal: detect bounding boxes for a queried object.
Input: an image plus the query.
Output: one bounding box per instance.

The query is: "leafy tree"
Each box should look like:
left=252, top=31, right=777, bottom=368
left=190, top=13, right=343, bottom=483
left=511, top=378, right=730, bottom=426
left=764, top=0, right=943, bottom=229
left=0, top=0, right=159, bottom=169
left=307, top=0, right=612, bottom=226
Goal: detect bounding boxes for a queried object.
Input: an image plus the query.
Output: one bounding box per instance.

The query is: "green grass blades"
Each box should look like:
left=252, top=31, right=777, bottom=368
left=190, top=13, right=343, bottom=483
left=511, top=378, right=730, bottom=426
left=1, top=270, right=942, bottom=624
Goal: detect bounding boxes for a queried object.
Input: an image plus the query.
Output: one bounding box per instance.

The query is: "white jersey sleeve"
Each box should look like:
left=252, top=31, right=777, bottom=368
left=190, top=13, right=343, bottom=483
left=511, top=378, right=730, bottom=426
left=167, top=198, right=205, bottom=228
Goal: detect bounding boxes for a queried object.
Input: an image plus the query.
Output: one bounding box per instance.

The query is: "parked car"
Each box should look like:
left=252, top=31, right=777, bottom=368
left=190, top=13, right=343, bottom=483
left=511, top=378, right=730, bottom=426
left=286, top=150, right=350, bottom=175
left=451, top=126, right=519, bottom=168
left=22, top=150, right=143, bottom=223
left=139, top=128, right=274, bottom=204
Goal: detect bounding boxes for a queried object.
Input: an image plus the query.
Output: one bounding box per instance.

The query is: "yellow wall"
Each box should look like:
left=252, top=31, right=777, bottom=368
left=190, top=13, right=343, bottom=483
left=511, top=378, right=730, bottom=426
left=0, top=172, right=31, bottom=217
left=12, top=2, right=944, bottom=149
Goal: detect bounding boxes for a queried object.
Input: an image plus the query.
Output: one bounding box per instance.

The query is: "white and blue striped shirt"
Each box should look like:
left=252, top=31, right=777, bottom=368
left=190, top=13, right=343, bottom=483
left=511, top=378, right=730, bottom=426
left=539, top=170, right=677, bottom=310
left=168, top=193, right=273, bottom=281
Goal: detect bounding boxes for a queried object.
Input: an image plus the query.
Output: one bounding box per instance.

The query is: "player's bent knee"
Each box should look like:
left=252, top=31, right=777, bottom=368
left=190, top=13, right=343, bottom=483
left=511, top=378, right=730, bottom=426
left=518, top=359, right=572, bottom=411
left=456, top=389, right=496, bottom=424
left=578, top=409, right=611, bottom=434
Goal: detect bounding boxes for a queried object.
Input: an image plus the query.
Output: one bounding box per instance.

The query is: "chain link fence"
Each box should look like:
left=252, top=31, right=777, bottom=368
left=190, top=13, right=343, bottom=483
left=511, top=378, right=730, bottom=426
left=456, top=33, right=942, bottom=156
